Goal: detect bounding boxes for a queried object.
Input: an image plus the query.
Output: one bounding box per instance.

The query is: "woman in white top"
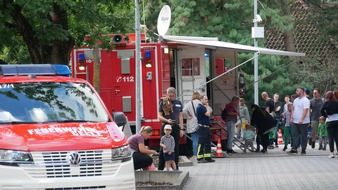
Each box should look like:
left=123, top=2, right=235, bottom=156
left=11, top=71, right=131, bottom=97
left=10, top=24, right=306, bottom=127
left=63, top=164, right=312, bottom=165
left=183, top=92, right=201, bottom=157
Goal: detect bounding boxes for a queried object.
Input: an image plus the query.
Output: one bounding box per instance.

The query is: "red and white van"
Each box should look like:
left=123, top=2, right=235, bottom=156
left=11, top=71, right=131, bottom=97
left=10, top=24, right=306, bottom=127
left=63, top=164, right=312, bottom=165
left=0, top=64, right=135, bottom=190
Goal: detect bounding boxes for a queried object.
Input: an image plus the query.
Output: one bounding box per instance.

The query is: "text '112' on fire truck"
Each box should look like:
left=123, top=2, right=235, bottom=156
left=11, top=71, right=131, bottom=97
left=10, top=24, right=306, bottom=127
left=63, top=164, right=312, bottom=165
left=71, top=33, right=305, bottom=148
left=0, top=64, right=135, bottom=190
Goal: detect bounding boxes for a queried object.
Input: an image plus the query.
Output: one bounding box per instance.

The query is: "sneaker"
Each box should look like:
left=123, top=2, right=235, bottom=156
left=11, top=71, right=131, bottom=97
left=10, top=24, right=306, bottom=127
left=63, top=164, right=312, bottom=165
left=283, top=146, right=287, bottom=151
left=311, top=141, right=315, bottom=149
left=329, top=153, right=335, bottom=158
left=287, top=149, right=298, bottom=154
left=301, top=150, right=306, bottom=155
left=206, top=159, right=215, bottom=163
left=198, top=159, right=207, bottom=163
left=308, top=138, right=312, bottom=146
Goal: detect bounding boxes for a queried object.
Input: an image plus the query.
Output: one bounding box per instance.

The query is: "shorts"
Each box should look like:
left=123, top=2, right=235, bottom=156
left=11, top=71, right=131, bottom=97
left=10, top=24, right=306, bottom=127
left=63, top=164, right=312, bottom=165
left=164, top=152, right=175, bottom=161
left=311, top=120, right=319, bottom=134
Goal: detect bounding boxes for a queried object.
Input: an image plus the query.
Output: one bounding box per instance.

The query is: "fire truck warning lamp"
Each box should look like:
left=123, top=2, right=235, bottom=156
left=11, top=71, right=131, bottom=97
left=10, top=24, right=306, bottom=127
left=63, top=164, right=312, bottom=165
left=145, top=50, right=151, bottom=59
left=0, top=64, right=72, bottom=76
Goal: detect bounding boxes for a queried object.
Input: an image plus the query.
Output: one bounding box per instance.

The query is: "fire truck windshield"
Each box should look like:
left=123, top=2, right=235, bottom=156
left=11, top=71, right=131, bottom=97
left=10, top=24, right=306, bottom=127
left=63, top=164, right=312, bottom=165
left=0, top=82, right=109, bottom=123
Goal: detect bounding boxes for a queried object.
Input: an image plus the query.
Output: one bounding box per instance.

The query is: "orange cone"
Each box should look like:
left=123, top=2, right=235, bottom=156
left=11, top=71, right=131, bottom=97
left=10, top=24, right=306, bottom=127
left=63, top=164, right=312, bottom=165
left=278, top=129, right=284, bottom=145
left=215, top=138, right=225, bottom=158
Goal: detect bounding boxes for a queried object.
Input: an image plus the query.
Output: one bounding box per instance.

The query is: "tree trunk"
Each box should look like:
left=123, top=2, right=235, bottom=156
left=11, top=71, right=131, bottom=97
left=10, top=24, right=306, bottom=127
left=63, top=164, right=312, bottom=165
left=283, top=29, right=295, bottom=52
left=283, top=29, right=297, bottom=61
left=8, top=1, right=74, bottom=64
left=9, top=3, right=42, bottom=63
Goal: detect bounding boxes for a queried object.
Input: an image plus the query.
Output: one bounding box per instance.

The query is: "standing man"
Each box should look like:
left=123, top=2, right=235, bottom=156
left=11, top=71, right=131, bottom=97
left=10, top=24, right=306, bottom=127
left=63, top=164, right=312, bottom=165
left=225, top=96, right=240, bottom=153
left=273, top=93, right=282, bottom=148
left=305, top=88, right=313, bottom=100
left=158, top=87, right=184, bottom=170
left=288, top=86, right=310, bottom=155
left=309, top=88, right=323, bottom=149
left=262, top=92, right=275, bottom=149
left=196, top=95, right=215, bottom=163
left=262, top=92, right=275, bottom=117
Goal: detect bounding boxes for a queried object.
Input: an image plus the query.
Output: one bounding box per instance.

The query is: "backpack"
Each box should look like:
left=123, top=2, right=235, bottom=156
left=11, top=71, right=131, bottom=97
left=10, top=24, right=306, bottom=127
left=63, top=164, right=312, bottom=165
left=221, top=107, right=227, bottom=120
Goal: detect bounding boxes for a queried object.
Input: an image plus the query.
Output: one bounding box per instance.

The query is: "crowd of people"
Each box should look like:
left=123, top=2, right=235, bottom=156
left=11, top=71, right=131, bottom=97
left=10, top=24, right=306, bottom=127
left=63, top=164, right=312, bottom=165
left=127, top=86, right=338, bottom=171
left=260, top=87, right=338, bottom=159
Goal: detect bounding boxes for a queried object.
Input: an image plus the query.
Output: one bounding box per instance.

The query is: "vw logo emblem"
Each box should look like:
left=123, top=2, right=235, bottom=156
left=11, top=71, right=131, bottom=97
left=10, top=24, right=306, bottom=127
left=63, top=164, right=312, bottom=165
left=68, top=152, right=81, bottom=165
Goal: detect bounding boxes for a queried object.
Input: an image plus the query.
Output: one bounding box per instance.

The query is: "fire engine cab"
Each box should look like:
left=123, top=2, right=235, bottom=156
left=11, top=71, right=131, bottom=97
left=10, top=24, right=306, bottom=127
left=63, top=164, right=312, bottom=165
left=0, top=64, right=135, bottom=190
left=71, top=33, right=305, bottom=148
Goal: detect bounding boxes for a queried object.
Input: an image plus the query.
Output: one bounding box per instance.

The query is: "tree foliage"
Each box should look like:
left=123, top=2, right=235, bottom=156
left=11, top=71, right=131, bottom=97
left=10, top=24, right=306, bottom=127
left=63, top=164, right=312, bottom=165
left=0, top=0, right=134, bottom=64
left=305, top=0, right=338, bottom=42
left=144, top=0, right=312, bottom=101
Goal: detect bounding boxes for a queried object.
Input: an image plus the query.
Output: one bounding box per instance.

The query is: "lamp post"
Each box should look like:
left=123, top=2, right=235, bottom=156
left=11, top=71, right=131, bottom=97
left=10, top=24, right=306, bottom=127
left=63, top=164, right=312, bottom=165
left=135, top=0, right=141, bottom=133
left=252, top=0, right=264, bottom=105
left=253, top=0, right=259, bottom=105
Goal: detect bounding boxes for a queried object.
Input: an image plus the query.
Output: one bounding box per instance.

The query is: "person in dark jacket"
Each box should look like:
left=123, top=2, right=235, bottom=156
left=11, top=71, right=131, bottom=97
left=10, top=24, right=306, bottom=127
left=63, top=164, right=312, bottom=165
left=251, top=104, right=277, bottom=153
left=320, top=91, right=338, bottom=158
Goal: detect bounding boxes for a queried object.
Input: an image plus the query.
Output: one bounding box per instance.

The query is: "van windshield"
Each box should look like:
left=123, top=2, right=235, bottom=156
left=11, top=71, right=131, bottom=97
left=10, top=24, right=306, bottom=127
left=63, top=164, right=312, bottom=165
left=0, top=82, right=109, bottom=123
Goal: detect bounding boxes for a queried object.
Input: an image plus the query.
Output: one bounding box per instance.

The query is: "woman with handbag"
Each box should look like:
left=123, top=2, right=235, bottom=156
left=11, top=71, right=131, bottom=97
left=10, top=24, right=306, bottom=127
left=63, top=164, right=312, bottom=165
left=183, top=91, right=201, bottom=158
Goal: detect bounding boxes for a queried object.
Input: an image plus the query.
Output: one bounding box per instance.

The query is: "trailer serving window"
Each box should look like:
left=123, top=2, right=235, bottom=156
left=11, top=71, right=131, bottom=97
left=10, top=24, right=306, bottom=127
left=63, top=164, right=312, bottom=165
left=182, top=58, right=200, bottom=76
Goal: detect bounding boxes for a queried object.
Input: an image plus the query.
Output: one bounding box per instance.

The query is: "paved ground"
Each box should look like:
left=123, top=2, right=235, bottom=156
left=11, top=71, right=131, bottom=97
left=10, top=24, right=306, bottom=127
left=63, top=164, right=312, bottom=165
left=180, top=143, right=338, bottom=190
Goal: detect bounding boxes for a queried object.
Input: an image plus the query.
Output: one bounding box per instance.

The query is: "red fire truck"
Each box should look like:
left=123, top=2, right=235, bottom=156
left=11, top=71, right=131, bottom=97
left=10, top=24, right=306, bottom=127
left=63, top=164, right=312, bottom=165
left=71, top=34, right=305, bottom=147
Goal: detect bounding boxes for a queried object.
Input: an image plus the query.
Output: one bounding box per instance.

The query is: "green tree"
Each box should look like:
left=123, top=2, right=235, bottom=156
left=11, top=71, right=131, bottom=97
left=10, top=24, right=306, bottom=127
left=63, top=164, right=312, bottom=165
left=144, top=0, right=311, bottom=101
left=0, top=0, right=133, bottom=64
left=306, top=0, right=338, bottom=42
left=291, top=0, right=338, bottom=92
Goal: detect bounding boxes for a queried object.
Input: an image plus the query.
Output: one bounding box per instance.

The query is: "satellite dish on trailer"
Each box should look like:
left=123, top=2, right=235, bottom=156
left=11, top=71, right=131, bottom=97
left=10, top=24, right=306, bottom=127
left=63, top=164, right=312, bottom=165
left=157, top=5, right=171, bottom=36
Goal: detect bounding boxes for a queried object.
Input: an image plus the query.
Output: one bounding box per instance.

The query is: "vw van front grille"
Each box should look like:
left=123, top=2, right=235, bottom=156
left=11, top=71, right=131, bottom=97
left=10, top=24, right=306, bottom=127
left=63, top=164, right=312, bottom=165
left=21, top=150, right=120, bottom=178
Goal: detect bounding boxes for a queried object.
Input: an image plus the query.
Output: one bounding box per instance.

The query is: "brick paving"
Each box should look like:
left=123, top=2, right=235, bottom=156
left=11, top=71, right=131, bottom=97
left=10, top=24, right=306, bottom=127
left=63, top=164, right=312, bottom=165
left=180, top=143, right=338, bottom=190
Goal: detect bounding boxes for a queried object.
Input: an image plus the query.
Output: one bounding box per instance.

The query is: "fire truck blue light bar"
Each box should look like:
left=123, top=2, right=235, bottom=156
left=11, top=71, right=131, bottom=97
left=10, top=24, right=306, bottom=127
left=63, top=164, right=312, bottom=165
left=0, top=64, right=71, bottom=76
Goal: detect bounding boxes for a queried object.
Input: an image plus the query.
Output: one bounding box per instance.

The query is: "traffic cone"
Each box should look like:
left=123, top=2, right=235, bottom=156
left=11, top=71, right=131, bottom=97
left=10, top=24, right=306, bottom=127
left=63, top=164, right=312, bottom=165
left=278, top=129, right=284, bottom=145
left=215, top=138, right=225, bottom=158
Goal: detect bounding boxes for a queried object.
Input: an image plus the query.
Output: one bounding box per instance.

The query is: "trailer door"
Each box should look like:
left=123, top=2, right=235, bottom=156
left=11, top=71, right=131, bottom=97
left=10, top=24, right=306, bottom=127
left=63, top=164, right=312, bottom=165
left=176, top=47, right=206, bottom=105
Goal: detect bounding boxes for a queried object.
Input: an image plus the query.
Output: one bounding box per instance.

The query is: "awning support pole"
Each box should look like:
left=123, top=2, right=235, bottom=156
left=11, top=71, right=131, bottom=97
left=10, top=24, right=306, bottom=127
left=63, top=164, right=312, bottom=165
left=254, top=0, right=259, bottom=105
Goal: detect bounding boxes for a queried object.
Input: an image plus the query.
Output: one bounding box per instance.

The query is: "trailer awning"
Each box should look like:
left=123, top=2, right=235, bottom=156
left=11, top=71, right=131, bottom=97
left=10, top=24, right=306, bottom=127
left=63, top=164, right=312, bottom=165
left=163, top=36, right=305, bottom=57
